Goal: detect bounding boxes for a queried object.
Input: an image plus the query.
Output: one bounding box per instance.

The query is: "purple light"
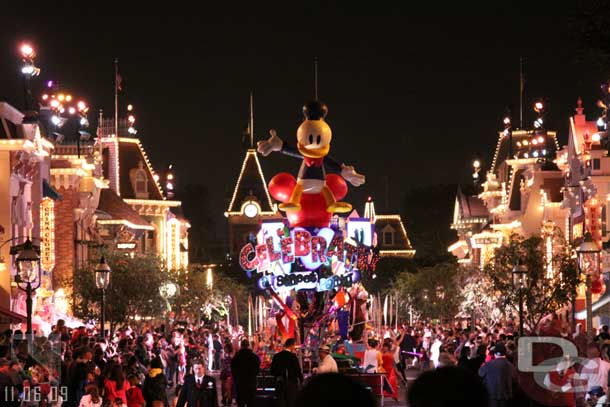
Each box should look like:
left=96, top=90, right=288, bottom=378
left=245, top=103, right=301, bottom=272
left=47, top=80, right=53, bottom=88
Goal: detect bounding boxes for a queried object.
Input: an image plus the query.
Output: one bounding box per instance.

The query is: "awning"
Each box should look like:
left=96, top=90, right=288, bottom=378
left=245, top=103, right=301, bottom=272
left=0, top=307, right=26, bottom=324
left=43, top=179, right=62, bottom=201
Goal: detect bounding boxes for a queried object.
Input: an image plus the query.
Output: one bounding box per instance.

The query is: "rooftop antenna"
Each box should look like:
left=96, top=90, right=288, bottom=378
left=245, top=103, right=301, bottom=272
left=520, top=57, right=524, bottom=129
left=249, top=92, right=254, bottom=148
left=314, top=57, right=319, bottom=100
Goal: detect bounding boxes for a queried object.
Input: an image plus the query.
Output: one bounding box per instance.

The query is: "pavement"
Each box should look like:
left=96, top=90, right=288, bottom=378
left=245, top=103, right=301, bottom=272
left=166, top=370, right=412, bottom=407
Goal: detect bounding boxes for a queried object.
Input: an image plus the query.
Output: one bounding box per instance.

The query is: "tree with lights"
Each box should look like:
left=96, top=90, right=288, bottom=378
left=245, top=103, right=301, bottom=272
left=484, top=233, right=579, bottom=334
left=394, top=261, right=463, bottom=322
left=170, top=268, right=249, bottom=326
left=71, top=253, right=170, bottom=332
left=458, top=266, right=503, bottom=327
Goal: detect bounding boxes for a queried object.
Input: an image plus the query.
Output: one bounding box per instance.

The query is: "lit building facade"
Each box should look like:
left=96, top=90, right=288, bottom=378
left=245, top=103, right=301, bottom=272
left=0, top=102, right=55, bottom=326
left=98, top=117, right=190, bottom=270
left=449, top=123, right=569, bottom=271
left=559, top=99, right=610, bottom=326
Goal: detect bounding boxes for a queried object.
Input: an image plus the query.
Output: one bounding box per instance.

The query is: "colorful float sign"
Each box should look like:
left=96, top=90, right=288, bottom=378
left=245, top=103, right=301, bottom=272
left=239, top=220, right=377, bottom=293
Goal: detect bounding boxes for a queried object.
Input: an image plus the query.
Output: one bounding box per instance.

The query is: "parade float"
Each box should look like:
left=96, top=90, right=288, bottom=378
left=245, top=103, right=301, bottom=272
left=238, top=100, right=378, bottom=345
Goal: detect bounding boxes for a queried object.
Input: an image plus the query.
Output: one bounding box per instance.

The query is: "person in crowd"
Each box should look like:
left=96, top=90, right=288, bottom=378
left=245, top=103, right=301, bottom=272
left=478, top=343, right=515, bottom=407
left=362, top=338, right=382, bottom=373
left=587, top=386, right=608, bottom=407
left=313, top=345, right=338, bottom=374
left=380, top=341, right=398, bottom=400
left=295, top=373, right=375, bottom=407
left=176, top=359, right=218, bottom=407
left=580, top=342, right=610, bottom=394
left=142, top=357, right=168, bottom=407
left=597, top=325, right=610, bottom=342
left=408, top=366, right=489, bottom=407
left=212, top=334, right=222, bottom=371
left=105, top=363, right=131, bottom=405
left=79, top=384, right=102, bottom=407
left=68, top=347, right=95, bottom=406
left=270, top=338, right=303, bottom=407
left=220, top=342, right=233, bottom=407
left=231, top=339, right=260, bottom=407
left=126, top=374, right=146, bottom=407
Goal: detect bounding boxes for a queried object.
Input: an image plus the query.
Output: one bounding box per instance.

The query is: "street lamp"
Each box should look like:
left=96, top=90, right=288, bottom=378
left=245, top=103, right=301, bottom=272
left=95, top=256, right=111, bottom=339
left=576, top=232, right=601, bottom=337
left=14, top=239, right=41, bottom=342
left=512, top=261, right=528, bottom=337
left=19, top=43, right=40, bottom=115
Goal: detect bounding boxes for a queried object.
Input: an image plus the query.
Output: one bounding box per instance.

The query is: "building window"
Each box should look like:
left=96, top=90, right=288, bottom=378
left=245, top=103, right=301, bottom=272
left=594, top=159, right=601, bottom=170
left=382, top=224, right=395, bottom=247
left=131, top=161, right=149, bottom=198
left=136, top=171, right=147, bottom=193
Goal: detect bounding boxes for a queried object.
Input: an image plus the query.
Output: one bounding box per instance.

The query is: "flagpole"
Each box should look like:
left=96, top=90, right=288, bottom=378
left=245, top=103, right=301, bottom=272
left=249, top=92, right=254, bottom=148
left=519, top=57, right=524, bottom=129
left=114, top=58, right=119, bottom=137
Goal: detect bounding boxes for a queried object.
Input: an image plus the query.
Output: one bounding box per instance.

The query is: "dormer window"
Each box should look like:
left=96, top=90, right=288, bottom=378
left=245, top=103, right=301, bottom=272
left=130, top=160, right=149, bottom=199
left=382, top=224, right=395, bottom=247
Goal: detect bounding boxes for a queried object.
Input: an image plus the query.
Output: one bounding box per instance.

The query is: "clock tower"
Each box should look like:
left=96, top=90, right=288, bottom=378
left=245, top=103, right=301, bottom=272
left=225, top=95, right=280, bottom=255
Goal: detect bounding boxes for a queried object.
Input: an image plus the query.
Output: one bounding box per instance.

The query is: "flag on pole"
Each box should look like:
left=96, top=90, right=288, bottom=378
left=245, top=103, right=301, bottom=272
left=116, top=70, right=123, bottom=92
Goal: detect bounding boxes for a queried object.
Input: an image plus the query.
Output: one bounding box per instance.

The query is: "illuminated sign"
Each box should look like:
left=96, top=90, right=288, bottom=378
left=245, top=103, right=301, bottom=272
left=471, top=232, right=503, bottom=249
left=40, top=198, right=55, bottom=271
left=116, top=242, right=137, bottom=250
left=241, top=220, right=375, bottom=293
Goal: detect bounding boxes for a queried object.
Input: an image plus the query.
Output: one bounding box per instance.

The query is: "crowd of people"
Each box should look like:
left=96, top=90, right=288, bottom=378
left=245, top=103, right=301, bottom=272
left=2, top=313, right=610, bottom=406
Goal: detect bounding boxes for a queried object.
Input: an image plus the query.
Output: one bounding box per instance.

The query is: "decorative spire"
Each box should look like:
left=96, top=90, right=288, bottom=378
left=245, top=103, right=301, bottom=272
left=364, top=196, right=376, bottom=224
left=576, top=96, right=584, bottom=116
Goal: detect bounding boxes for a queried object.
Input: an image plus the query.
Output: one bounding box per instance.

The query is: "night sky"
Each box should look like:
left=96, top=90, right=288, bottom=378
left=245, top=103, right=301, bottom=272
left=0, top=6, right=605, bottom=238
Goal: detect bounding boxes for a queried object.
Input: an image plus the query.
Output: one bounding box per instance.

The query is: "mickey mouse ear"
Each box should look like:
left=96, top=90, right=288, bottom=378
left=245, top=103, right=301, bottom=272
left=303, top=101, right=328, bottom=120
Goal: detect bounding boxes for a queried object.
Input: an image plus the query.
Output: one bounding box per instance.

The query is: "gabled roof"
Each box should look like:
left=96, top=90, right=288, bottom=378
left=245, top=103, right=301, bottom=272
left=97, top=188, right=154, bottom=230
left=457, top=187, right=488, bottom=219
left=226, top=149, right=274, bottom=214
left=101, top=137, right=165, bottom=200
left=374, top=214, right=415, bottom=258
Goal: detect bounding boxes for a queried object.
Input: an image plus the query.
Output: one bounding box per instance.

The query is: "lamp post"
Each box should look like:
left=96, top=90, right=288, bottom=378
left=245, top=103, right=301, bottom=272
left=95, top=256, right=111, bottom=339
left=19, top=43, right=40, bottom=114
left=14, top=239, right=42, bottom=346
left=576, top=232, right=601, bottom=337
left=512, top=262, right=528, bottom=337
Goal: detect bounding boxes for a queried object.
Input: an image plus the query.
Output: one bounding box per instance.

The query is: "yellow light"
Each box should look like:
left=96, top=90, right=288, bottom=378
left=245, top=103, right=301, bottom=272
left=473, top=160, right=481, bottom=169
left=66, top=94, right=72, bottom=102
left=57, top=94, right=65, bottom=102
left=127, top=104, right=133, bottom=111
left=523, top=140, right=529, bottom=146
left=167, top=173, right=174, bottom=180
left=20, top=43, right=34, bottom=58
left=206, top=268, right=213, bottom=289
